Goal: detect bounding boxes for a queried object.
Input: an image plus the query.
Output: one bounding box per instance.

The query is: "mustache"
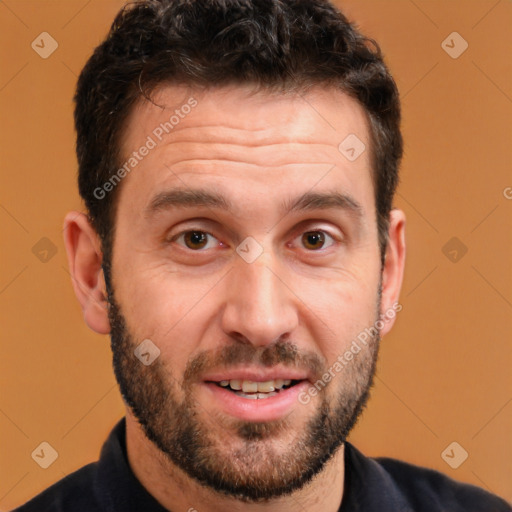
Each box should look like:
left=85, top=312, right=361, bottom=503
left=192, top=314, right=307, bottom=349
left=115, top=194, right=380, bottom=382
left=183, top=340, right=326, bottom=385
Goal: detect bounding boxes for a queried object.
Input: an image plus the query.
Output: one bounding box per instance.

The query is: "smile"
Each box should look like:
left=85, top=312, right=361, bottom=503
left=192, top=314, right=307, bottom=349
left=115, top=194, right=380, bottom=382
left=201, top=373, right=311, bottom=422
left=213, top=379, right=299, bottom=399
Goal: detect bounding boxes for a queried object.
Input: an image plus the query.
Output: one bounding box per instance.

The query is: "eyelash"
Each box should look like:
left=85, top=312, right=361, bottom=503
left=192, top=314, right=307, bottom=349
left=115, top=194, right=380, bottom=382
left=169, top=228, right=338, bottom=252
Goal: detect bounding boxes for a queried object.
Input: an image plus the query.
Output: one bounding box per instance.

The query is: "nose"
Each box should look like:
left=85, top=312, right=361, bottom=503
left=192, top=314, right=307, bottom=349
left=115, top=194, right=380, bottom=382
left=220, top=252, right=299, bottom=348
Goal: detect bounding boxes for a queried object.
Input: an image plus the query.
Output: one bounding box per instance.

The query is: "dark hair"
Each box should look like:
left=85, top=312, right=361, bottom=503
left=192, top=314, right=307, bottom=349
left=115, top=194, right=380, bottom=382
left=74, top=0, right=402, bottom=268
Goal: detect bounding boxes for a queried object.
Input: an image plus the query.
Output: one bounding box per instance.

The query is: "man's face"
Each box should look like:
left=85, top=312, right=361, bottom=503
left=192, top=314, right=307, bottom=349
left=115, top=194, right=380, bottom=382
left=107, top=84, right=387, bottom=501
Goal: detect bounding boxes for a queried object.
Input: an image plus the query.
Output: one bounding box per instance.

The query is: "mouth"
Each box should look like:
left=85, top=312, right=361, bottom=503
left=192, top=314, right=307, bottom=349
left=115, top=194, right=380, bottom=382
left=207, top=378, right=302, bottom=399
left=201, top=372, right=312, bottom=422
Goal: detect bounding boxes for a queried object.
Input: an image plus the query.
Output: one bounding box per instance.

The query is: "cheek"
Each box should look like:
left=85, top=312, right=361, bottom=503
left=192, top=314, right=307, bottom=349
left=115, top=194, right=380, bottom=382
left=300, top=278, right=380, bottom=363
left=114, top=264, right=219, bottom=368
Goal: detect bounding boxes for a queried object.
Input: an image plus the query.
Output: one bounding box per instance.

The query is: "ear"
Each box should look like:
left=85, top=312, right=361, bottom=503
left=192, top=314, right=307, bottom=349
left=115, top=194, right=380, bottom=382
left=63, top=211, right=111, bottom=334
left=378, top=208, right=406, bottom=337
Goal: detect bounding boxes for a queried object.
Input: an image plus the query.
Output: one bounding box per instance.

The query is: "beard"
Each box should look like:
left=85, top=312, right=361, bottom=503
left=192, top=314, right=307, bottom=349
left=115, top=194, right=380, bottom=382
left=105, top=272, right=382, bottom=503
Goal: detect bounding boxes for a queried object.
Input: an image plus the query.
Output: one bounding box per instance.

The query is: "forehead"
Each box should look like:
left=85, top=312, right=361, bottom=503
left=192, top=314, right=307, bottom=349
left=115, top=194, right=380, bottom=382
left=115, top=83, right=374, bottom=221
left=122, top=83, right=370, bottom=149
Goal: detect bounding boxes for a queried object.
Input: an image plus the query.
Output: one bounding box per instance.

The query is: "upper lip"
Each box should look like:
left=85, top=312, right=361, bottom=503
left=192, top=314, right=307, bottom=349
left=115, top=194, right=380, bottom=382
left=202, top=367, right=313, bottom=383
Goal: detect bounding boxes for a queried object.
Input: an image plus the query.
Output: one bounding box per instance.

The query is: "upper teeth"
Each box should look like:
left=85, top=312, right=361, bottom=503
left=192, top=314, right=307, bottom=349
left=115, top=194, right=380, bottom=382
left=219, top=379, right=292, bottom=393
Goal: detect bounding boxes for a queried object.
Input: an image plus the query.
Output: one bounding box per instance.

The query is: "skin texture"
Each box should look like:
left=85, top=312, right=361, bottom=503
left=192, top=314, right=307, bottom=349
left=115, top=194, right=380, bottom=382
left=63, top=84, right=406, bottom=512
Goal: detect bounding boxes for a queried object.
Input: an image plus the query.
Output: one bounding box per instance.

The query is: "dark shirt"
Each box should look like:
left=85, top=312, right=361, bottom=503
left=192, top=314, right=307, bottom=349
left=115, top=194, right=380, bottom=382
left=13, top=418, right=511, bottom=512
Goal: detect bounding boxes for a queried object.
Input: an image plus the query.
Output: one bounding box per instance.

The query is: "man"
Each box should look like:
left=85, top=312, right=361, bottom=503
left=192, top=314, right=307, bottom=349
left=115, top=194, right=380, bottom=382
left=14, top=0, right=510, bottom=511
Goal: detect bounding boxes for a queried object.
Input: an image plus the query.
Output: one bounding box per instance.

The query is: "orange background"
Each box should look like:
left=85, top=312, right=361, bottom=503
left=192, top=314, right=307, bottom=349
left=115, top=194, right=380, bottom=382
left=1, top=1, right=511, bottom=509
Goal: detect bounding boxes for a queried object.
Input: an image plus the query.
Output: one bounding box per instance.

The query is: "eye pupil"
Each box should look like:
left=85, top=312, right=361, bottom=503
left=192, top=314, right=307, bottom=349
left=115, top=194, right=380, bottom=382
left=185, top=231, right=207, bottom=249
left=303, top=231, right=325, bottom=250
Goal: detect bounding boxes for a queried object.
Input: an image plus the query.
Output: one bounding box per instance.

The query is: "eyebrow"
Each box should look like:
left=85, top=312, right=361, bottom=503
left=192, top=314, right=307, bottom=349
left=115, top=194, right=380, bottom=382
left=143, top=187, right=363, bottom=219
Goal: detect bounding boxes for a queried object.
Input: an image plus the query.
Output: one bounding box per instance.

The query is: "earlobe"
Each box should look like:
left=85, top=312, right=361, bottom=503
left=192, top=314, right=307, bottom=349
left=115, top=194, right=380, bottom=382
left=379, top=208, right=406, bottom=337
left=63, top=211, right=111, bottom=335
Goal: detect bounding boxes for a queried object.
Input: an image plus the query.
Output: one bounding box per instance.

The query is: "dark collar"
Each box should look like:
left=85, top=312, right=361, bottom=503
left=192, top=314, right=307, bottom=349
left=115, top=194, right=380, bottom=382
left=341, top=442, right=412, bottom=511
left=95, top=418, right=168, bottom=511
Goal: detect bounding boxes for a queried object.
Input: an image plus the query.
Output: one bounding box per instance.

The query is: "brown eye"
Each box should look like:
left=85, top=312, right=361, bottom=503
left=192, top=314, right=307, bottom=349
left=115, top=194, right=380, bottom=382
left=182, top=231, right=211, bottom=250
left=302, top=231, right=327, bottom=250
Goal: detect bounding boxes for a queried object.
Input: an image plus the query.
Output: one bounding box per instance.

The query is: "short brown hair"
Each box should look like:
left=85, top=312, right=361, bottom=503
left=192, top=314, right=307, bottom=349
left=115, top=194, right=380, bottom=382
left=74, top=0, right=402, bottom=269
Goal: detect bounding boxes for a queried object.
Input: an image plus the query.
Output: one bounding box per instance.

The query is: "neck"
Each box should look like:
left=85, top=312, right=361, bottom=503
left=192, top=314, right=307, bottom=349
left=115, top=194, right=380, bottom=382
left=125, top=412, right=345, bottom=512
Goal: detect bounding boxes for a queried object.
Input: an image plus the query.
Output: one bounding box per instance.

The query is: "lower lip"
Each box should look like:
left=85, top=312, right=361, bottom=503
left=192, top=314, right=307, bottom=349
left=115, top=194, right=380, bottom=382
left=202, top=381, right=311, bottom=422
